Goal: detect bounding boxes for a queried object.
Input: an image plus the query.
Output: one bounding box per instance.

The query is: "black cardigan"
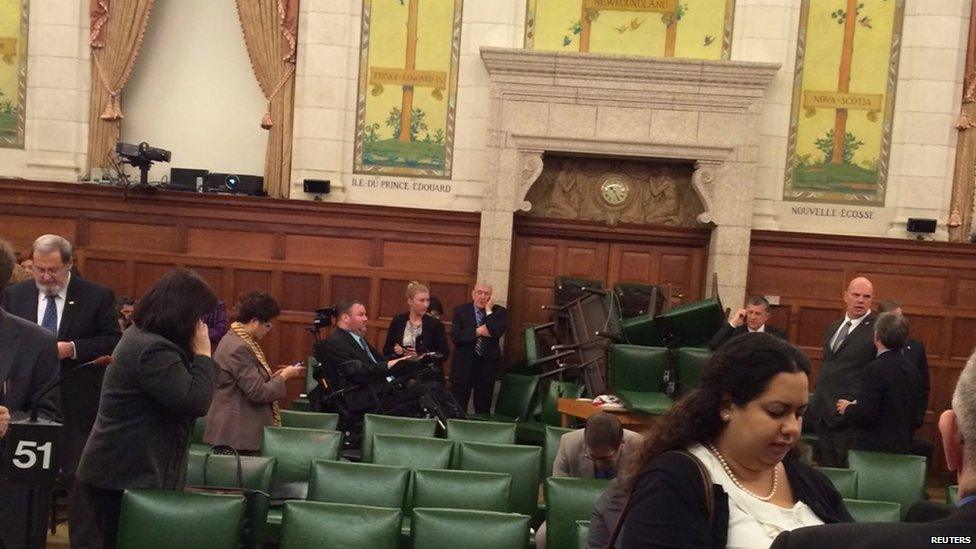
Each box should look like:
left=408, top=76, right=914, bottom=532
left=382, top=312, right=450, bottom=360
left=620, top=451, right=853, bottom=548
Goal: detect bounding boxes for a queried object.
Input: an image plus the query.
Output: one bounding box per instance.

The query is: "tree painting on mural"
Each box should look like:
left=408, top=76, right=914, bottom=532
left=354, top=0, right=462, bottom=179
left=525, top=0, right=734, bottom=61
left=784, top=0, right=904, bottom=206
left=0, top=0, right=27, bottom=149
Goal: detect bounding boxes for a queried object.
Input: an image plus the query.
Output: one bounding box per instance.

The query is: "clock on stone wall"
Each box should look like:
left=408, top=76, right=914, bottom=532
left=599, top=175, right=631, bottom=207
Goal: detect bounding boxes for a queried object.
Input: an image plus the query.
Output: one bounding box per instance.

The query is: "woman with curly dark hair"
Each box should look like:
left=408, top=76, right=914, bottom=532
left=615, top=333, right=852, bottom=548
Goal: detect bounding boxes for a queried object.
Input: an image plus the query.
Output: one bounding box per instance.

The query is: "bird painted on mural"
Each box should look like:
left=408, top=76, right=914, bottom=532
left=629, top=17, right=645, bottom=30
left=858, top=15, right=872, bottom=28
left=703, top=35, right=715, bottom=46
left=615, top=23, right=629, bottom=33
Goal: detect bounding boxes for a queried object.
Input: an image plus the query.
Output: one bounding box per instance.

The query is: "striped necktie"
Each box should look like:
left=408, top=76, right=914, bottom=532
left=475, top=308, right=486, bottom=357
left=41, top=295, right=58, bottom=334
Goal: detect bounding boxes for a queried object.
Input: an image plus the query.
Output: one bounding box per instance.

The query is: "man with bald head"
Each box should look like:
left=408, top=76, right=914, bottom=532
left=451, top=283, right=508, bottom=413
left=809, top=277, right=878, bottom=467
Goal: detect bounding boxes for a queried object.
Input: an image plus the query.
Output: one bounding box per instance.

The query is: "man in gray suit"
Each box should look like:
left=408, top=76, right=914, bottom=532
left=0, top=238, right=60, bottom=548
left=809, top=276, right=877, bottom=467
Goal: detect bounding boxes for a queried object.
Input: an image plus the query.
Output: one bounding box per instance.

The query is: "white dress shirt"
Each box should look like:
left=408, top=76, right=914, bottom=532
left=829, top=312, right=868, bottom=350
left=36, top=272, right=70, bottom=333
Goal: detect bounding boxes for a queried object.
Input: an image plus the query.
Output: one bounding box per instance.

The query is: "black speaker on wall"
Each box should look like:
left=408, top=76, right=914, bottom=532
left=303, top=179, right=331, bottom=194
left=906, top=218, right=937, bottom=233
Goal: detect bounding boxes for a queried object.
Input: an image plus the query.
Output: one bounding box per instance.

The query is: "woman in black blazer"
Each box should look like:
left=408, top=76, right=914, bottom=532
left=615, top=333, right=852, bottom=548
left=383, top=281, right=450, bottom=378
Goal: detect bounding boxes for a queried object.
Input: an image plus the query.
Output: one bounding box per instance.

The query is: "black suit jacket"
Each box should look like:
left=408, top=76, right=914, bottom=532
left=902, top=338, right=929, bottom=430
left=709, top=323, right=788, bottom=350
left=3, top=277, right=120, bottom=431
left=450, top=302, right=507, bottom=386
left=313, top=328, right=389, bottom=411
left=809, top=312, right=877, bottom=429
left=845, top=350, right=919, bottom=454
left=0, top=308, right=60, bottom=422
left=382, top=312, right=450, bottom=360
left=771, top=500, right=976, bottom=549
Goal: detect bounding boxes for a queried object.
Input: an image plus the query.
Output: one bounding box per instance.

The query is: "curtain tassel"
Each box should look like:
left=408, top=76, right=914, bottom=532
left=100, top=93, right=123, bottom=121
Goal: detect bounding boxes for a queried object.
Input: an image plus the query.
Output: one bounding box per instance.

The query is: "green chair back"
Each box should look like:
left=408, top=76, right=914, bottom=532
left=620, top=315, right=666, bottom=347
left=544, top=426, right=574, bottom=479
left=260, top=427, right=342, bottom=495
left=280, top=501, right=401, bottom=549
left=815, top=466, right=858, bottom=499
left=524, top=327, right=541, bottom=364
left=843, top=498, right=902, bottom=523
left=492, top=374, right=541, bottom=421
left=948, top=485, right=959, bottom=505
left=290, top=398, right=312, bottom=412
left=656, top=297, right=725, bottom=347
left=362, top=414, right=437, bottom=462
left=184, top=453, right=276, bottom=548
left=575, top=520, right=590, bottom=549
left=539, top=381, right=585, bottom=426
left=446, top=419, right=517, bottom=445
left=116, top=490, right=245, bottom=549
left=279, top=410, right=339, bottom=431
left=847, top=450, right=926, bottom=520
left=675, top=347, right=710, bottom=395
left=545, top=477, right=611, bottom=549
left=608, top=345, right=668, bottom=392
left=307, top=460, right=410, bottom=510
left=413, top=469, right=511, bottom=512
left=188, top=417, right=210, bottom=453
left=458, top=441, right=541, bottom=516
left=410, top=508, right=530, bottom=549
left=369, top=434, right=454, bottom=470
left=304, top=356, right=319, bottom=394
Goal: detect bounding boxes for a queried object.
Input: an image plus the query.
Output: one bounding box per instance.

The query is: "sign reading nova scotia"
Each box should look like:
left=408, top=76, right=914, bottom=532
left=784, top=0, right=904, bottom=206
left=0, top=0, right=27, bottom=148
left=525, top=0, right=734, bottom=60
left=354, top=0, right=462, bottom=179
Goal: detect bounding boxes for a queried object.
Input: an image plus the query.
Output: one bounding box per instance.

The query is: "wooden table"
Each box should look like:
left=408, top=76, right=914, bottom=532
left=557, top=397, right=658, bottom=431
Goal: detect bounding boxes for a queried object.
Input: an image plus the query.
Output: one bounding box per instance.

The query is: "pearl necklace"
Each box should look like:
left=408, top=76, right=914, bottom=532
left=707, top=444, right=778, bottom=502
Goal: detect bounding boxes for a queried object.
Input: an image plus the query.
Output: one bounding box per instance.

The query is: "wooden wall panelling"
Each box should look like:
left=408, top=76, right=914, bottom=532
left=0, top=214, right=77, bottom=251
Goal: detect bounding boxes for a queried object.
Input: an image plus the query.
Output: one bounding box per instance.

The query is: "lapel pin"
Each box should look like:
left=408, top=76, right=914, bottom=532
left=68, top=301, right=75, bottom=306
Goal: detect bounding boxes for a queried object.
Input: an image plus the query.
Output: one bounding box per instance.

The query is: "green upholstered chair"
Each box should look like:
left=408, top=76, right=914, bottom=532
left=279, top=501, right=401, bottom=549
left=368, top=434, right=454, bottom=470
left=619, top=315, right=667, bottom=347
left=847, top=450, right=926, bottom=520
left=188, top=416, right=210, bottom=453
left=361, top=414, right=438, bottom=462
left=655, top=297, right=725, bottom=347
left=469, top=374, right=540, bottom=423
left=289, top=398, right=312, bottom=412
left=516, top=380, right=584, bottom=445
left=457, top=441, right=541, bottom=517
left=184, top=453, right=276, bottom=548
left=554, top=277, right=604, bottom=307
left=815, top=467, right=858, bottom=499
left=575, top=520, right=590, bottom=549
left=675, top=347, right=710, bottom=395
left=116, top=490, right=245, bottom=549
left=259, top=427, right=343, bottom=499
left=545, top=477, right=611, bottom=549
left=446, top=418, right=517, bottom=444
left=304, top=356, right=319, bottom=394
left=307, top=460, right=410, bottom=510
left=413, top=469, right=511, bottom=512
left=949, top=485, right=959, bottom=505
left=544, top=426, right=575, bottom=479
left=608, top=344, right=673, bottom=415
left=410, top=508, right=531, bottom=549
left=279, top=410, right=339, bottom=431
left=843, top=498, right=902, bottom=523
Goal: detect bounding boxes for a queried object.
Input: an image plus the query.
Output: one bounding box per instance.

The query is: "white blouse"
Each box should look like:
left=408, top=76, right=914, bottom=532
left=687, top=444, right=825, bottom=549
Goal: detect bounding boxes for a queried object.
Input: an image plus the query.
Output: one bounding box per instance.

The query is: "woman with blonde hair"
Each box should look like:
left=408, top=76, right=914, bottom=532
left=383, top=281, right=450, bottom=379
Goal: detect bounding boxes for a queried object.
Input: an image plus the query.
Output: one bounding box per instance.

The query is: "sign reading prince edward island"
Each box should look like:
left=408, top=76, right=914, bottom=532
left=784, top=0, right=904, bottom=206
left=354, top=0, right=462, bottom=179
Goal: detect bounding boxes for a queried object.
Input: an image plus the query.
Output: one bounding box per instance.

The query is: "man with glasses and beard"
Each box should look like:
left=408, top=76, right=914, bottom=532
left=3, top=234, right=120, bottom=549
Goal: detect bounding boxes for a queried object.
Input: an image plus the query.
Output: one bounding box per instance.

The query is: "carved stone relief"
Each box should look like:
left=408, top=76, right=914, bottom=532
left=523, top=155, right=707, bottom=228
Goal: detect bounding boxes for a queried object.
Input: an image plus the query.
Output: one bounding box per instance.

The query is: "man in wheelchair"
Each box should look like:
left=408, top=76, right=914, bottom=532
left=309, top=299, right=463, bottom=438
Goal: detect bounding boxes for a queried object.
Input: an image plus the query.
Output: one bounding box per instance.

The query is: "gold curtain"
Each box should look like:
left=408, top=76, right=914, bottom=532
left=235, top=0, right=298, bottom=199
left=87, top=0, right=155, bottom=174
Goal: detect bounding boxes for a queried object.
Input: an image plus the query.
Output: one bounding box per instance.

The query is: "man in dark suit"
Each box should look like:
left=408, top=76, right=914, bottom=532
left=709, top=295, right=788, bottom=349
left=771, top=349, right=976, bottom=549
left=3, top=234, right=120, bottom=549
left=0, top=238, right=61, bottom=549
left=313, top=299, right=449, bottom=420
left=878, top=299, right=932, bottom=456
left=836, top=312, right=919, bottom=455
left=808, top=276, right=877, bottom=467
left=450, top=283, right=508, bottom=414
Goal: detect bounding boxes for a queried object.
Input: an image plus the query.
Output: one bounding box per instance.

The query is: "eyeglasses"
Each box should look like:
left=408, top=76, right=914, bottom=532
left=583, top=446, right=620, bottom=462
left=31, top=264, right=68, bottom=276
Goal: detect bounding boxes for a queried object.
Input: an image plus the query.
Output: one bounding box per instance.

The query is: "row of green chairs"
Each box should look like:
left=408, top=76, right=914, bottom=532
left=815, top=450, right=928, bottom=521
left=187, top=410, right=340, bottom=454
left=608, top=345, right=710, bottom=415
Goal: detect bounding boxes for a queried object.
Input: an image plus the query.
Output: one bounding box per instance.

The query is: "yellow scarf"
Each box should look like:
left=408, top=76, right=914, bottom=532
left=230, top=321, right=281, bottom=427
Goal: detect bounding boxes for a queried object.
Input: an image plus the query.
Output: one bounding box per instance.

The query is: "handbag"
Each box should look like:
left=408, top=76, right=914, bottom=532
left=605, top=450, right=716, bottom=548
left=184, top=445, right=271, bottom=549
